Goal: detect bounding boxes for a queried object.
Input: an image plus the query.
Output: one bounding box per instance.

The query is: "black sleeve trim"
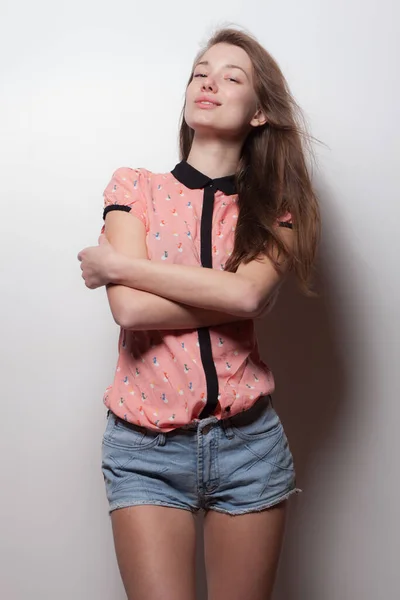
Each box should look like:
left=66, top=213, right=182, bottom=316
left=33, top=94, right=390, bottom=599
left=103, top=205, right=131, bottom=220
left=278, top=221, right=293, bottom=229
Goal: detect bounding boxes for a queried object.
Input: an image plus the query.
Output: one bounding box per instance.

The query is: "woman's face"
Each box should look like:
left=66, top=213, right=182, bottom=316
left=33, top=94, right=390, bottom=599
left=185, top=42, right=264, bottom=140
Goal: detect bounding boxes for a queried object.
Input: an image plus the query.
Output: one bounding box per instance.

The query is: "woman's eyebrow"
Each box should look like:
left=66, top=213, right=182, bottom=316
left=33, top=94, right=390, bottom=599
left=195, top=60, right=249, bottom=79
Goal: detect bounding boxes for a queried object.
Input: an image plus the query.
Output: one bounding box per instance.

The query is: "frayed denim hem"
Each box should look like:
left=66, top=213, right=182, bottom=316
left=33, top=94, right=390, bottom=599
left=204, top=487, right=302, bottom=516
left=108, top=499, right=199, bottom=516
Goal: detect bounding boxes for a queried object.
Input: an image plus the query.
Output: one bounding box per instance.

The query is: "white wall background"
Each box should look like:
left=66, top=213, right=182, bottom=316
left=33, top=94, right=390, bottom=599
left=1, top=1, right=399, bottom=598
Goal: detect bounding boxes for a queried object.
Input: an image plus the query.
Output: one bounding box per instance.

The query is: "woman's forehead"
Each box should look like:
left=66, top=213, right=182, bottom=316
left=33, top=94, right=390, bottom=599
left=197, top=43, right=252, bottom=73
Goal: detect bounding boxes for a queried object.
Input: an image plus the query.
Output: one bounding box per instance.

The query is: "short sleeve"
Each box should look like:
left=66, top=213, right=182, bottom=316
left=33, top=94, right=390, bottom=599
left=276, top=211, right=293, bottom=229
left=101, top=167, right=149, bottom=234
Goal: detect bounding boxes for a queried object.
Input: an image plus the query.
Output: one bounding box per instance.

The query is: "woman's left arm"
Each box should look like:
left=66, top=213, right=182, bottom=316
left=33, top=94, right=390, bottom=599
left=110, top=227, right=294, bottom=318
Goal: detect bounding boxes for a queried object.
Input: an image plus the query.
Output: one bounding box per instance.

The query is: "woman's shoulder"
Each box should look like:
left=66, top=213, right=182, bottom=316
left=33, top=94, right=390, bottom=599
left=110, top=166, right=153, bottom=179
left=112, top=165, right=174, bottom=177
left=110, top=166, right=175, bottom=187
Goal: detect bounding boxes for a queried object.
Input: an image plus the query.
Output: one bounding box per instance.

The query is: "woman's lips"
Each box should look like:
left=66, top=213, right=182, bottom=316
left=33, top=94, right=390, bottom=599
left=195, top=100, right=220, bottom=109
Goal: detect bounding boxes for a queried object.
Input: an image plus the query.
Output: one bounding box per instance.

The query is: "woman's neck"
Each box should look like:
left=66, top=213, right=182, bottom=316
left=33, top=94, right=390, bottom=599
left=186, top=135, right=242, bottom=180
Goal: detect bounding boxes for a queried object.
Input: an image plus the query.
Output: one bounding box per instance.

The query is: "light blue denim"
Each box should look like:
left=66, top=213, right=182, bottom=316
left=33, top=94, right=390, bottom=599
left=101, top=394, right=301, bottom=515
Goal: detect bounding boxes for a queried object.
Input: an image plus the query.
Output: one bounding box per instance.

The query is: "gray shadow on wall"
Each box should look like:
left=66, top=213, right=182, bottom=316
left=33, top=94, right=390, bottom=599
left=260, top=180, right=355, bottom=600
left=259, top=274, right=346, bottom=598
left=263, top=268, right=347, bottom=600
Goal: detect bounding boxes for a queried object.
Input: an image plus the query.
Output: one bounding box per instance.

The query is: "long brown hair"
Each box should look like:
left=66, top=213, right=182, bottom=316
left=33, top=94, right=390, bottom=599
left=179, top=27, right=322, bottom=296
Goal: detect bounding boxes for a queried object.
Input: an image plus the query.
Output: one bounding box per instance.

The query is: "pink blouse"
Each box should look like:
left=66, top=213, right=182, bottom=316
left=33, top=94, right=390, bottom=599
left=101, top=161, right=293, bottom=432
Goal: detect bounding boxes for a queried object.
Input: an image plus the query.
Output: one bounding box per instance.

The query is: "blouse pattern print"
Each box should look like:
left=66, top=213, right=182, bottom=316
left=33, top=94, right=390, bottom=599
left=100, top=162, right=293, bottom=432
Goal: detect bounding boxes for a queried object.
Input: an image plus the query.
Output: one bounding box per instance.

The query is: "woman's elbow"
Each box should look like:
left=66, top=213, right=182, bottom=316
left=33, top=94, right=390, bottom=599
left=110, top=307, right=126, bottom=328
left=107, top=288, right=141, bottom=329
left=107, top=301, right=136, bottom=329
left=237, top=283, right=262, bottom=318
left=114, top=308, right=138, bottom=330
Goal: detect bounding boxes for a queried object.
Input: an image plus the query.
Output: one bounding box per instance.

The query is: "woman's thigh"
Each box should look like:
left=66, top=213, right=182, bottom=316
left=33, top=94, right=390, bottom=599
left=101, top=411, right=201, bottom=599
left=203, top=501, right=287, bottom=600
left=111, top=505, right=197, bottom=600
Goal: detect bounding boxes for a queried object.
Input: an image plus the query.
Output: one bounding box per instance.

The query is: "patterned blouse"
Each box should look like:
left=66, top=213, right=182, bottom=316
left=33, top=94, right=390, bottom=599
left=101, top=160, right=293, bottom=432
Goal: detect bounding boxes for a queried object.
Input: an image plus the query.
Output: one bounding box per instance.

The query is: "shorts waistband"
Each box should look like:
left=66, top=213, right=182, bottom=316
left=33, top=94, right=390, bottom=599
left=176, top=394, right=272, bottom=433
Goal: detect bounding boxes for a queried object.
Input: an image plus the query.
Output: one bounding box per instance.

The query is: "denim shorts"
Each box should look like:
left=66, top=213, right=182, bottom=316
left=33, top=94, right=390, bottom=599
left=101, top=394, right=301, bottom=516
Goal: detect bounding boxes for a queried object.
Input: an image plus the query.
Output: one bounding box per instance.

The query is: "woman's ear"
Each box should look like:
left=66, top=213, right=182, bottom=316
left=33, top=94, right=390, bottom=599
left=250, top=107, right=267, bottom=128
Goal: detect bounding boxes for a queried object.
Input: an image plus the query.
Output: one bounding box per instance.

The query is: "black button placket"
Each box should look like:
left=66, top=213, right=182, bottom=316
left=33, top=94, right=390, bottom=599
left=170, top=161, right=237, bottom=420
left=197, top=182, right=219, bottom=419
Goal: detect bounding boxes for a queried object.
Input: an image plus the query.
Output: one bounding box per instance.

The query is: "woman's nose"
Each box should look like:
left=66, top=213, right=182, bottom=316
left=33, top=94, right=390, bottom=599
left=201, top=77, right=217, bottom=92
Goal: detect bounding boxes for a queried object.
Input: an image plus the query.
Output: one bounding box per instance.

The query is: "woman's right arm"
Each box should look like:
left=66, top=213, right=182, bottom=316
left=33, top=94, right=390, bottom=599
left=104, top=211, right=249, bottom=331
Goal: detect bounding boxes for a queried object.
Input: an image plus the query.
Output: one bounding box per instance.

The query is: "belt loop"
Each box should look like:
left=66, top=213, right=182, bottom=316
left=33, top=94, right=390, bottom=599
left=222, top=417, right=234, bottom=439
left=158, top=432, right=167, bottom=446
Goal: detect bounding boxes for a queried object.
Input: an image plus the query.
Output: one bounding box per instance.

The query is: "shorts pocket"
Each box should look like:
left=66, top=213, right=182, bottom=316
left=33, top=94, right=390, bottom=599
left=102, top=411, right=161, bottom=450
left=229, top=395, right=283, bottom=442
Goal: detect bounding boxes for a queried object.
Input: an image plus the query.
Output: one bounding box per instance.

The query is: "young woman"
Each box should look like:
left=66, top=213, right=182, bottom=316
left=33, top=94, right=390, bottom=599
left=78, top=27, right=320, bottom=600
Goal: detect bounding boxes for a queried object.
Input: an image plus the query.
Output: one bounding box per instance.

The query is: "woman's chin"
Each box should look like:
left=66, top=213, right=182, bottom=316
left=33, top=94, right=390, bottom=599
left=186, top=119, right=234, bottom=138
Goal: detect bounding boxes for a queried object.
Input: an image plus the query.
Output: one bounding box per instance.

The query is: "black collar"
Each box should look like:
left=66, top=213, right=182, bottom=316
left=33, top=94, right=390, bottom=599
left=171, top=160, right=237, bottom=196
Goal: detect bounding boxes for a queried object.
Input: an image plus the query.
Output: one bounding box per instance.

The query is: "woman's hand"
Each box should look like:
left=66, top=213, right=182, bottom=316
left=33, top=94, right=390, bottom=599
left=77, top=234, right=122, bottom=289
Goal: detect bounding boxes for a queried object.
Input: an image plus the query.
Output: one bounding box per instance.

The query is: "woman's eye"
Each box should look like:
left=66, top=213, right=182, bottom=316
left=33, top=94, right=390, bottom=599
left=193, top=73, right=240, bottom=82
